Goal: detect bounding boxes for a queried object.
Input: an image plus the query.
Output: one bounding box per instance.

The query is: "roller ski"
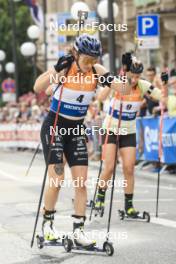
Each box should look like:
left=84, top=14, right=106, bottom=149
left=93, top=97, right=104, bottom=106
left=36, top=209, right=63, bottom=249
left=118, top=207, right=150, bottom=222
left=63, top=216, right=114, bottom=256
left=63, top=236, right=114, bottom=256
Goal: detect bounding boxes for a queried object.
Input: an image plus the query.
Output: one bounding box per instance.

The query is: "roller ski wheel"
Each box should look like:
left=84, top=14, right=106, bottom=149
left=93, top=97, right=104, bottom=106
left=36, top=234, right=64, bottom=249
left=94, top=208, right=104, bottom=218
left=118, top=210, right=125, bottom=220
left=63, top=237, right=73, bottom=252
left=118, top=209, right=150, bottom=222
left=94, top=203, right=105, bottom=218
left=103, top=241, right=114, bottom=256
left=36, top=235, right=44, bottom=249
left=143, top=211, right=150, bottom=222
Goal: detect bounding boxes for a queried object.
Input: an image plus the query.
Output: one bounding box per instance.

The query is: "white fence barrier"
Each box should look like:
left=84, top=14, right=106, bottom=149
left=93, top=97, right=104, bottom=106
left=0, top=123, right=41, bottom=149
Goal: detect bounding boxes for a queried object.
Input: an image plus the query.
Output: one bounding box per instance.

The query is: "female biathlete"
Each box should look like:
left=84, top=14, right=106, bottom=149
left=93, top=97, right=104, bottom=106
left=95, top=53, right=162, bottom=218
left=33, top=34, right=131, bottom=247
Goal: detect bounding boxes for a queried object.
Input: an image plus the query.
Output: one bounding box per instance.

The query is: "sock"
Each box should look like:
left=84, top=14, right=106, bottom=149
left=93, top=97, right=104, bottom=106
left=125, top=194, right=133, bottom=212
left=43, top=208, right=56, bottom=221
left=72, top=215, right=86, bottom=231
left=96, top=188, right=106, bottom=203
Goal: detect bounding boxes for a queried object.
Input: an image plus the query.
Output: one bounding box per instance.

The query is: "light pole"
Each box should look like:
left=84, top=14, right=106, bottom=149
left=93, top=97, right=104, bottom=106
left=27, top=25, right=40, bottom=80
left=70, top=1, right=90, bottom=37
left=97, top=0, right=119, bottom=74
left=41, top=0, right=48, bottom=71
left=20, top=42, right=37, bottom=82
left=0, top=50, right=6, bottom=79
left=0, top=51, right=6, bottom=100
left=0, top=50, right=6, bottom=63
left=4, top=62, right=16, bottom=102
left=0, top=64, right=2, bottom=99
left=9, top=0, right=21, bottom=102
left=71, top=1, right=90, bottom=20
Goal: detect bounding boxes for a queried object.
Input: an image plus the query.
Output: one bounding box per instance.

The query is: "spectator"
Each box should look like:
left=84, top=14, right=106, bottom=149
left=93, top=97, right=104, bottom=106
left=163, top=69, right=176, bottom=116
left=17, top=102, right=31, bottom=123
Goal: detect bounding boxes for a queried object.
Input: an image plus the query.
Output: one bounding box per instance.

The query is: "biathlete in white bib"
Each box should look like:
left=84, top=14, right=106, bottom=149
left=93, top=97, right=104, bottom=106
left=33, top=34, right=131, bottom=247
left=95, top=53, right=162, bottom=218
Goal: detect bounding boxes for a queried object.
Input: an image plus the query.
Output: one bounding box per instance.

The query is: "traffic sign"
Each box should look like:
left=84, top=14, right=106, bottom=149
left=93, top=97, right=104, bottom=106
left=137, top=15, right=160, bottom=49
left=2, top=78, right=15, bottom=93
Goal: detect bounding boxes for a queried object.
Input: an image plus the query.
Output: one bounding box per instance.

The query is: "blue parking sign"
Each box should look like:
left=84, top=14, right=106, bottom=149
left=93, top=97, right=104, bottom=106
left=137, top=15, right=159, bottom=37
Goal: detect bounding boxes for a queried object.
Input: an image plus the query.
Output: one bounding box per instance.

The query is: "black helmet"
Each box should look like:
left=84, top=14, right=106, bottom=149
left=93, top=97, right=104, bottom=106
left=130, top=58, right=144, bottom=74
left=74, top=34, right=102, bottom=57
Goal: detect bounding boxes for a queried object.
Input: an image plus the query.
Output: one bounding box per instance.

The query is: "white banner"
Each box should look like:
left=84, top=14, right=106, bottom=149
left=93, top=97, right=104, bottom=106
left=0, top=123, right=41, bottom=149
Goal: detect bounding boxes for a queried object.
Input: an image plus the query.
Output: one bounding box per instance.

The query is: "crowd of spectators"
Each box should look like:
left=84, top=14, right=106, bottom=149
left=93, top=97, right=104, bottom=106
left=0, top=92, right=49, bottom=124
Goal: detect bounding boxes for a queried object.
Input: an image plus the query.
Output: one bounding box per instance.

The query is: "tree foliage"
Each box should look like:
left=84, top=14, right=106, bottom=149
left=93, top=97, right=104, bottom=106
left=0, top=0, right=36, bottom=96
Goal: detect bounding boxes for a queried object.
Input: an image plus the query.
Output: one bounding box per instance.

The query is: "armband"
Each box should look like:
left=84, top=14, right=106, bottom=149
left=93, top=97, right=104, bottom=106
left=99, top=72, right=114, bottom=87
left=147, top=85, right=154, bottom=95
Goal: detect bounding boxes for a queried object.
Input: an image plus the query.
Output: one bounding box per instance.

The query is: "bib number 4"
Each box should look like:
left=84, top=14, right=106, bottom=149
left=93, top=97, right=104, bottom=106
left=76, top=95, right=84, bottom=103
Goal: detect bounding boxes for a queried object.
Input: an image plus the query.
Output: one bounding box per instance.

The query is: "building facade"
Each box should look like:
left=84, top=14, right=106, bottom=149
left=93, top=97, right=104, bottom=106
left=39, top=0, right=176, bottom=71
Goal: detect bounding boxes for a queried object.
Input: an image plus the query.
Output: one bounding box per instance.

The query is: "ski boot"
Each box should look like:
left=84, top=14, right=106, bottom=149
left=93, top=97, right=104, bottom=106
left=36, top=209, right=63, bottom=249
left=94, top=189, right=106, bottom=217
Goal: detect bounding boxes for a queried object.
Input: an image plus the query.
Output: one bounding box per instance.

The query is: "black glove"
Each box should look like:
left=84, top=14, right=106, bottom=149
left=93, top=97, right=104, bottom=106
left=122, top=52, right=132, bottom=72
left=161, top=72, right=169, bottom=84
left=54, top=54, right=74, bottom=73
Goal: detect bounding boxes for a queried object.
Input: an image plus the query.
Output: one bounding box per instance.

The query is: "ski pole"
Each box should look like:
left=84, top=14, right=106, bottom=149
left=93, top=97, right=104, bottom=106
left=30, top=82, right=64, bottom=248
left=156, top=71, right=168, bottom=217
left=106, top=68, right=126, bottom=240
left=25, top=142, right=40, bottom=177
left=106, top=97, right=123, bottom=240
left=156, top=108, right=163, bottom=218
left=89, top=93, right=117, bottom=221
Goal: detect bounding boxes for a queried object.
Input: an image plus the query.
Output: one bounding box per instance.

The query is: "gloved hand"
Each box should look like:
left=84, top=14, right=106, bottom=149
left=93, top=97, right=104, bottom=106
left=122, top=52, right=132, bottom=72
left=161, top=72, right=169, bottom=84
left=54, top=54, right=74, bottom=73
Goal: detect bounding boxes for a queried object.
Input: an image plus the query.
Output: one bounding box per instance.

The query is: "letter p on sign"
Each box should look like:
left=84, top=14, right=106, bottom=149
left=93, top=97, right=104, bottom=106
left=142, top=18, right=154, bottom=35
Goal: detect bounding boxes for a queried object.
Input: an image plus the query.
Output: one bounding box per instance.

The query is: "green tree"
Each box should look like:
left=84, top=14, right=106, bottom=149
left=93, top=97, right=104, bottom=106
left=0, top=0, right=38, bottom=97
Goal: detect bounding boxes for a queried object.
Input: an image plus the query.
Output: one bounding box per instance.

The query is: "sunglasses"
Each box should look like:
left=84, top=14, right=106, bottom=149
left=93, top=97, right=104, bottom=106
left=81, top=56, right=98, bottom=65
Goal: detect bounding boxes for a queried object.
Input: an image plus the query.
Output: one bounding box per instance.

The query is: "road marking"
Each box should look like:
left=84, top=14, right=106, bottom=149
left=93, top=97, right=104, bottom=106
left=0, top=168, right=42, bottom=184
left=0, top=224, right=6, bottom=232
left=151, top=217, right=176, bottom=228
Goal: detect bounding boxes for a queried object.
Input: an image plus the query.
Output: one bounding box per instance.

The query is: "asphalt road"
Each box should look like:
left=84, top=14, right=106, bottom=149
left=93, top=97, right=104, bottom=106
left=0, top=149, right=176, bottom=264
